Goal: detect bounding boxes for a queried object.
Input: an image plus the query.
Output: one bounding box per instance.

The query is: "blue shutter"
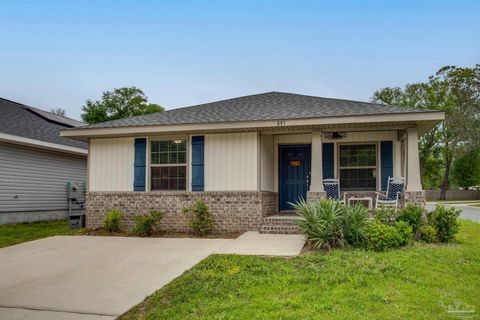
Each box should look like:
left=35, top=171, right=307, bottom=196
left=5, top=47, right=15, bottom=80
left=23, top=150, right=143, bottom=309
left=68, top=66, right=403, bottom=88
left=133, top=138, right=146, bottom=191
left=380, top=141, right=393, bottom=191
left=191, top=136, right=205, bottom=191
left=322, top=143, right=334, bottom=179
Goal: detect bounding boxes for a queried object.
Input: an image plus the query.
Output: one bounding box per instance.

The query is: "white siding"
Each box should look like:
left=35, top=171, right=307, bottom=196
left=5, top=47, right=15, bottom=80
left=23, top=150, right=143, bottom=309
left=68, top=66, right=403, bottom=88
left=205, top=132, right=258, bottom=191
left=260, top=134, right=274, bottom=191
left=0, top=142, right=87, bottom=212
left=89, top=138, right=134, bottom=191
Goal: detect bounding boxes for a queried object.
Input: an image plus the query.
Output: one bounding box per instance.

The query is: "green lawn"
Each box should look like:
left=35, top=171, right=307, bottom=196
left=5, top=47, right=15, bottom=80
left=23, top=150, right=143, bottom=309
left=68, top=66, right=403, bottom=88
left=0, top=219, right=85, bottom=248
left=469, top=203, right=480, bottom=207
left=122, top=220, right=480, bottom=320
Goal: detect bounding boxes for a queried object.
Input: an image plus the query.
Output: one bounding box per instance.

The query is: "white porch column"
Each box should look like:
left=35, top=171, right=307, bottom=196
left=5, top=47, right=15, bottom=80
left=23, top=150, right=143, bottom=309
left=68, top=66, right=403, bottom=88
left=310, top=131, right=324, bottom=192
left=394, top=140, right=402, bottom=177
left=406, top=127, right=423, bottom=191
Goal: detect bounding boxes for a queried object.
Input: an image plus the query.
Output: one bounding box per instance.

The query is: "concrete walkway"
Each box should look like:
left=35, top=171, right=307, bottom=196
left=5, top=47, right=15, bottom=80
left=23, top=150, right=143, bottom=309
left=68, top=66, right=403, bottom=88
left=0, top=233, right=305, bottom=320
left=217, top=231, right=305, bottom=256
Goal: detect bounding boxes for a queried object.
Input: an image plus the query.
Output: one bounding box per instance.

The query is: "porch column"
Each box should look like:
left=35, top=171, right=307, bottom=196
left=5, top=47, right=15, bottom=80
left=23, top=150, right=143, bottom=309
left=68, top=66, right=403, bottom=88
left=310, top=131, right=324, bottom=192
left=394, top=140, right=402, bottom=177
left=406, top=127, right=422, bottom=191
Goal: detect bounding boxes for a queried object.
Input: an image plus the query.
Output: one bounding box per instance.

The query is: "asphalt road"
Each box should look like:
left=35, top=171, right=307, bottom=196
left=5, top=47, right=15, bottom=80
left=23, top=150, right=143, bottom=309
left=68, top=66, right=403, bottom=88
left=426, top=202, right=480, bottom=222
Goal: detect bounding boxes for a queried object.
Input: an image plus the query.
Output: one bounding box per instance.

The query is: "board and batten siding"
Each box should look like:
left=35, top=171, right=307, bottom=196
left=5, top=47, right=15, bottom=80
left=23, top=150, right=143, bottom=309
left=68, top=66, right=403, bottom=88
left=0, top=141, right=87, bottom=213
left=204, top=132, right=258, bottom=191
left=89, top=138, right=134, bottom=192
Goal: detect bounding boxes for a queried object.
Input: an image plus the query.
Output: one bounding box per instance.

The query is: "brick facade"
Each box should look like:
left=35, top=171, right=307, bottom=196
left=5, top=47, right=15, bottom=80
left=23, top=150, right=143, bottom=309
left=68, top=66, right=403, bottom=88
left=399, top=191, right=426, bottom=208
left=86, top=191, right=278, bottom=233
left=306, top=191, right=327, bottom=203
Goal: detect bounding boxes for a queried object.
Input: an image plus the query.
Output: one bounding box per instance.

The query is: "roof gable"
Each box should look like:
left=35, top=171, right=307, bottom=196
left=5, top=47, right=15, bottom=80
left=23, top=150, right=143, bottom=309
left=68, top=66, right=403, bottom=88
left=79, top=91, right=437, bottom=129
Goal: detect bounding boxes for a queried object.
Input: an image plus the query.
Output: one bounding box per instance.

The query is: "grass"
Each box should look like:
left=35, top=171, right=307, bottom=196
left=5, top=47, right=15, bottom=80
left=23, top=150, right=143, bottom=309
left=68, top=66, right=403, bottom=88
left=122, top=220, right=480, bottom=320
left=0, top=219, right=85, bottom=248
left=468, top=203, right=480, bottom=207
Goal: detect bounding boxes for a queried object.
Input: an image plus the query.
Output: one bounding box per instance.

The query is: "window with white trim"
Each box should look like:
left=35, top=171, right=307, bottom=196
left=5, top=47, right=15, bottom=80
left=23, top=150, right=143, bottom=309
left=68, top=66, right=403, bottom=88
left=339, top=144, right=377, bottom=191
left=150, top=139, right=187, bottom=190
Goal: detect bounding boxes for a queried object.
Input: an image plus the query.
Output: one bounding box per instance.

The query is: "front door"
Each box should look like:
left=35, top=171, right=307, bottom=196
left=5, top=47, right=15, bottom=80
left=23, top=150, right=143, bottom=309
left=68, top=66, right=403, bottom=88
left=279, top=144, right=311, bottom=211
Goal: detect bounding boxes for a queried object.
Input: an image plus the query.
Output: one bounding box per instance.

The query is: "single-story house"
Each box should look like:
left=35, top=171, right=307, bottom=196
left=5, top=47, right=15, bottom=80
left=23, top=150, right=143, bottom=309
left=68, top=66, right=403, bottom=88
left=61, top=92, right=444, bottom=233
left=0, top=98, right=88, bottom=224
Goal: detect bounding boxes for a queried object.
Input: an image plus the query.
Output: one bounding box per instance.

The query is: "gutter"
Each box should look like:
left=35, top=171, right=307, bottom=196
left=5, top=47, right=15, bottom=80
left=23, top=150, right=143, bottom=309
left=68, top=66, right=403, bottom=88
left=0, top=132, right=88, bottom=155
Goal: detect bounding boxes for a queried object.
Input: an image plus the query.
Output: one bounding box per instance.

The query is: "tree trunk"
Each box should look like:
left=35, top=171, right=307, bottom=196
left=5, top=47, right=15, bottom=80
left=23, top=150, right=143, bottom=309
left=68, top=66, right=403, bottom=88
left=440, top=153, right=452, bottom=200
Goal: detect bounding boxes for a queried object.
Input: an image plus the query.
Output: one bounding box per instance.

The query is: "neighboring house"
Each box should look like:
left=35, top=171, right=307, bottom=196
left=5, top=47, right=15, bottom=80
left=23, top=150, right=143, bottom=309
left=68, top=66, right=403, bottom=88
left=61, top=92, right=444, bottom=232
left=0, top=98, right=88, bottom=224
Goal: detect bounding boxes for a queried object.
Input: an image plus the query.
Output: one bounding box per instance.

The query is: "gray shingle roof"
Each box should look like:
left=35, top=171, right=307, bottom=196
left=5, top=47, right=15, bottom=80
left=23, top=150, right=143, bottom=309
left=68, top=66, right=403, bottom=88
left=78, top=91, right=437, bottom=129
left=0, top=98, right=87, bottom=149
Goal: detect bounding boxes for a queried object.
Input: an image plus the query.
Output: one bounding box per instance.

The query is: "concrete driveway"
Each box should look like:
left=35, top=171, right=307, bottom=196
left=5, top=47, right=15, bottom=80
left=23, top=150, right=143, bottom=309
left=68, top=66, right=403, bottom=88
left=0, top=236, right=230, bottom=320
left=0, top=233, right=305, bottom=320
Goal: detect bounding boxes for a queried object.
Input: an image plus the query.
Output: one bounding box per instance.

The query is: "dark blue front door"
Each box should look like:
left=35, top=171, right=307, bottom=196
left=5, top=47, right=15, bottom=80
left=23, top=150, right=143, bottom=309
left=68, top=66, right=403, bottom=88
left=279, top=145, right=311, bottom=211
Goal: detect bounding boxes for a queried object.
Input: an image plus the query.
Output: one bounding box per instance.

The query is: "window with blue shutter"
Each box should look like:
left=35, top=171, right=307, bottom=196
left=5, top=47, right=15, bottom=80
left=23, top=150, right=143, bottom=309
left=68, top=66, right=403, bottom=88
left=322, top=143, right=334, bottom=179
left=133, top=138, right=146, bottom=191
left=380, top=141, right=393, bottom=191
left=191, top=136, right=205, bottom=191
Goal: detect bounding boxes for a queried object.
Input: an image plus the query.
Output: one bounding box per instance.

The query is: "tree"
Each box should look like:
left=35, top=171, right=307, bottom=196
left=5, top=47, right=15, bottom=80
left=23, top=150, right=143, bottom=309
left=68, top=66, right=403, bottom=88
left=81, top=87, right=164, bottom=124
left=429, top=65, right=480, bottom=198
left=452, top=150, right=480, bottom=189
left=371, top=83, right=442, bottom=188
left=50, top=108, right=66, bottom=116
left=372, top=65, right=480, bottom=199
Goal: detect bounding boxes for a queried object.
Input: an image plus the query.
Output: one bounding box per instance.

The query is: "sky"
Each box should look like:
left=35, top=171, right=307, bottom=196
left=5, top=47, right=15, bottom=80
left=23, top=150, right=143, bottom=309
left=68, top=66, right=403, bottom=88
left=0, top=0, right=479, bottom=120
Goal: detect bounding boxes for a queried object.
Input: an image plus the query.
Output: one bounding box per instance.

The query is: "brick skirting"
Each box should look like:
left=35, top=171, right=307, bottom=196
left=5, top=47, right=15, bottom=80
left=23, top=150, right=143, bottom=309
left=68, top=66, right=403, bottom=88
left=306, top=191, right=327, bottom=203
left=86, top=191, right=278, bottom=233
left=399, top=191, right=426, bottom=208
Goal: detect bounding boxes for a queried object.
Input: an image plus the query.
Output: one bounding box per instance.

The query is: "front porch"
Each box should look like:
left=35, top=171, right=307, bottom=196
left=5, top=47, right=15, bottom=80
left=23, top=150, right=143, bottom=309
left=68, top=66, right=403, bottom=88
left=259, top=127, right=426, bottom=212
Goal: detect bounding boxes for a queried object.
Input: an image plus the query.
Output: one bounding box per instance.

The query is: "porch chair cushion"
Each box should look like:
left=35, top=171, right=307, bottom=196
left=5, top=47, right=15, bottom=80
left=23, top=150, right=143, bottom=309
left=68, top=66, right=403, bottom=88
left=323, top=181, right=340, bottom=200
left=386, top=182, right=405, bottom=201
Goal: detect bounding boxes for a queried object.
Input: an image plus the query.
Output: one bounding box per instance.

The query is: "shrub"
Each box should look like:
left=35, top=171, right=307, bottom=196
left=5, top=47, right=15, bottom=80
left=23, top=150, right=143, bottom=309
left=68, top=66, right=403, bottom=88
left=364, top=220, right=403, bottom=251
left=371, top=206, right=397, bottom=225
left=104, top=208, right=121, bottom=232
left=419, top=225, right=437, bottom=243
left=394, top=220, right=414, bottom=245
left=397, top=205, right=424, bottom=234
left=292, top=199, right=371, bottom=249
left=182, top=200, right=214, bottom=235
left=429, top=205, right=461, bottom=243
left=344, top=203, right=371, bottom=246
left=132, top=211, right=164, bottom=237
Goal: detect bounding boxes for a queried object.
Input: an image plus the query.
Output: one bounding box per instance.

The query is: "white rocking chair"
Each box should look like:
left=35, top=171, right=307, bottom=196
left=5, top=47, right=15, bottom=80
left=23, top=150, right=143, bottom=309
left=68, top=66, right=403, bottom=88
left=323, top=179, right=346, bottom=204
left=375, top=176, right=405, bottom=211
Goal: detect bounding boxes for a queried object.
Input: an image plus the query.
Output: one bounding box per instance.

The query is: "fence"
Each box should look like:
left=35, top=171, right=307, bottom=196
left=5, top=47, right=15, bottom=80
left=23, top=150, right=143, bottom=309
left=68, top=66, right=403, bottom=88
left=425, top=190, right=480, bottom=201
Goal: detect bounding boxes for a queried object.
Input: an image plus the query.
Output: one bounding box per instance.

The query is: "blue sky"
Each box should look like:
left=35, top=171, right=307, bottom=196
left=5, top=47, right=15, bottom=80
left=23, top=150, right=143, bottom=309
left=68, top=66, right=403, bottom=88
left=0, top=0, right=478, bottom=120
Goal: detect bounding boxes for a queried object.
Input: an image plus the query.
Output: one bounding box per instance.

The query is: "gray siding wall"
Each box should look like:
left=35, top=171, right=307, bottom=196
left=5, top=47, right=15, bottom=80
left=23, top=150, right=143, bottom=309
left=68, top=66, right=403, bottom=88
left=0, top=141, right=87, bottom=214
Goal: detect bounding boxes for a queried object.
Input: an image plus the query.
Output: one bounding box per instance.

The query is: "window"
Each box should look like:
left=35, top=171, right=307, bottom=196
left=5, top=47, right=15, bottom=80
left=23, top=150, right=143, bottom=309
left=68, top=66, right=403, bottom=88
left=150, top=139, right=187, bottom=190
left=339, top=144, right=376, bottom=191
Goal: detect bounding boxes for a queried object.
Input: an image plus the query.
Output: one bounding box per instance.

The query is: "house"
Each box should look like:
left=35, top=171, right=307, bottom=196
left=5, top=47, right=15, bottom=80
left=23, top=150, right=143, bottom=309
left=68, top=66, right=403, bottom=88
left=60, top=92, right=444, bottom=233
left=0, top=98, right=88, bottom=224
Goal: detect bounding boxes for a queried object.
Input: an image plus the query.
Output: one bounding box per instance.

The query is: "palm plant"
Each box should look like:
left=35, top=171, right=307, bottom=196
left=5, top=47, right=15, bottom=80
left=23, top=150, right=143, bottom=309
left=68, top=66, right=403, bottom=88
left=291, top=199, right=370, bottom=250
left=344, top=203, right=371, bottom=245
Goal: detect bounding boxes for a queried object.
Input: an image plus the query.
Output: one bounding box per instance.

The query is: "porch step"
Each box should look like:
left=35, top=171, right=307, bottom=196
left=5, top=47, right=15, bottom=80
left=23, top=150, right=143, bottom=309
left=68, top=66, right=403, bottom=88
left=259, top=214, right=303, bottom=234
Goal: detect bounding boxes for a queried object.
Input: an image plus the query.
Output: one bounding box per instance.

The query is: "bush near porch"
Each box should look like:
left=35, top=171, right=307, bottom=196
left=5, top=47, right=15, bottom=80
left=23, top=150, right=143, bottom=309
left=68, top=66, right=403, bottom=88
left=293, top=200, right=460, bottom=251
left=121, top=220, right=480, bottom=320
